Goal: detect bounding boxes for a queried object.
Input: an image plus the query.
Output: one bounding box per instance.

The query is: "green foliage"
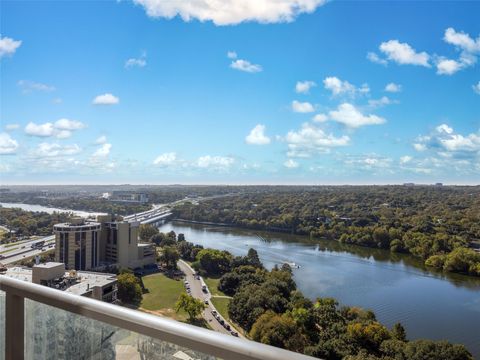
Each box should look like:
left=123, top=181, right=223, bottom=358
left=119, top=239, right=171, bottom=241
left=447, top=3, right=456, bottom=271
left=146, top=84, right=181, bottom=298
left=117, top=273, right=142, bottom=305
left=426, top=248, right=480, bottom=276
left=174, top=293, right=205, bottom=322
left=158, top=246, right=180, bottom=269
left=391, top=323, right=407, bottom=342
left=195, top=248, right=233, bottom=276
left=139, top=224, right=159, bottom=242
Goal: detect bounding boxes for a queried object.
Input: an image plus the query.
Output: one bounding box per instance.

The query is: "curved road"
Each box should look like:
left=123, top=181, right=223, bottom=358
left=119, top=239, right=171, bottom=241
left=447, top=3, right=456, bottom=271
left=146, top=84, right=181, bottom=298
left=177, top=260, right=243, bottom=338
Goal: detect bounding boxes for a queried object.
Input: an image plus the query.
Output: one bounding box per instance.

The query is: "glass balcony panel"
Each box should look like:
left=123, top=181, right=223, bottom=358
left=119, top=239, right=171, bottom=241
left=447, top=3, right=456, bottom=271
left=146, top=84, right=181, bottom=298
left=0, top=290, right=4, bottom=360
left=24, top=299, right=220, bottom=360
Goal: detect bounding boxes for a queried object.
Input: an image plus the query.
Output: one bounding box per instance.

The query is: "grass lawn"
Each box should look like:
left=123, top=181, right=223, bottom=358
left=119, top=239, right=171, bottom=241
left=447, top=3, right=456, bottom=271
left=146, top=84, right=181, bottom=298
left=211, top=297, right=230, bottom=321
left=203, top=277, right=226, bottom=296
left=140, top=273, right=187, bottom=320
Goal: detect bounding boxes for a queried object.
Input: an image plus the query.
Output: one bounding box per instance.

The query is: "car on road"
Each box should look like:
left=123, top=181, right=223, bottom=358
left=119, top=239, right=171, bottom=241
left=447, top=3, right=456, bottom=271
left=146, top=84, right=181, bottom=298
left=231, top=331, right=238, bottom=337
left=219, top=319, right=225, bottom=326
left=211, top=310, right=217, bottom=316
left=225, top=324, right=231, bottom=331
left=204, top=300, right=209, bottom=304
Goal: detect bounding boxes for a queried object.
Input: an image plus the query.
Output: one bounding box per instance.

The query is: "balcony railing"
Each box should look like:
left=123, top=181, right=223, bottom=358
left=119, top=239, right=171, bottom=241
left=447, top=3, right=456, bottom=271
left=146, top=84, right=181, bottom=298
left=0, top=275, right=315, bottom=360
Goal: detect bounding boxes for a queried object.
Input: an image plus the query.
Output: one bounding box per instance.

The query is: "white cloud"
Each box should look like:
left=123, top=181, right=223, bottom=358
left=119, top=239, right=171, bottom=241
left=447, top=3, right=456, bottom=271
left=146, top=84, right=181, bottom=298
left=245, top=124, right=271, bottom=145
left=227, top=51, right=237, bottom=59
left=92, top=93, right=119, bottom=105
left=378, top=40, right=430, bottom=67
left=196, top=155, right=235, bottom=169
left=54, top=118, right=85, bottom=130
left=18, top=80, right=55, bottom=93
left=0, top=133, right=19, bottom=154
left=25, top=122, right=55, bottom=137
left=385, top=83, right=402, bottom=93
left=435, top=57, right=464, bottom=75
left=153, top=152, right=177, bottom=166
left=5, top=124, right=20, bottom=131
left=400, top=155, right=412, bottom=164
left=133, top=0, right=326, bottom=26
left=366, top=52, right=387, bottom=66
left=125, top=52, right=147, bottom=68
left=368, top=96, right=396, bottom=108
left=444, top=27, right=480, bottom=54
left=285, top=122, right=350, bottom=157
left=95, top=135, right=107, bottom=144
left=93, top=143, right=112, bottom=157
left=36, top=143, right=82, bottom=157
left=284, top=159, right=299, bottom=168
left=292, top=100, right=314, bottom=113
left=414, top=124, right=480, bottom=154
left=230, top=59, right=262, bottom=73
left=295, top=80, right=316, bottom=94
left=473, top=81, right=480, bottom=95
left=323, top=76, right=369, bottom=96
left=328, top=103, right=386, bottom=128
left=0, top=35, right=22, bottom=58
left=24, top=120, right=85, bottom=139
left=312, top=113, right=328, bottom=123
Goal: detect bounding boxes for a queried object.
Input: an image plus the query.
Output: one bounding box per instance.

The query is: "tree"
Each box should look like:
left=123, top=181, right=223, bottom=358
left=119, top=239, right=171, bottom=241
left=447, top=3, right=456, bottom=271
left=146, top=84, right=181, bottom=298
left=117, top=273, right=142, bottom=305
left=196, top=248, right=233, bottom=275
left=175, top=293, right=205, bottom=322
left=391, top=323, right=407, bottom=342
left=139, top=224, right=159, bottom=242
left=177, top=233, right=186, bottom=242
left=159, top=246, right=180, bottom=270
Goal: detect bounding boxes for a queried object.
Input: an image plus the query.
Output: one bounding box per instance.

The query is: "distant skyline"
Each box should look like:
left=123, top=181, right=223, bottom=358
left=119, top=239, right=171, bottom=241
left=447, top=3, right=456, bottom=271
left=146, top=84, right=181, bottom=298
left=1, top=1, right=479, bottom=185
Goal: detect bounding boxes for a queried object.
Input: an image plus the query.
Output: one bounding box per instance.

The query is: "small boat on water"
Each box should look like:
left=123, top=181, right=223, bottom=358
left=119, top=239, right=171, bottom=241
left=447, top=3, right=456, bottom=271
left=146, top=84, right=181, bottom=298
left=284, top=261, right=300, bottom=269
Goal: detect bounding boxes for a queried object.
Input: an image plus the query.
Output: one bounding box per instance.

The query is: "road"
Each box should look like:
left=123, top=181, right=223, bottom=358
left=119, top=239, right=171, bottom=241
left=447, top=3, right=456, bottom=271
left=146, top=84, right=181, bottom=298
left=177, top=260, right=242, bottom=338
left=0, top=235, right=55, bottom=265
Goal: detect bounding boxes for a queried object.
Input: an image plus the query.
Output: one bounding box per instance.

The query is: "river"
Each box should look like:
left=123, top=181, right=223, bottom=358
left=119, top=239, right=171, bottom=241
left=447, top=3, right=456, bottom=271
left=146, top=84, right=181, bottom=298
left=0, top=202, right=107, bottom=218
left=158, top=221, right=480, bottom=358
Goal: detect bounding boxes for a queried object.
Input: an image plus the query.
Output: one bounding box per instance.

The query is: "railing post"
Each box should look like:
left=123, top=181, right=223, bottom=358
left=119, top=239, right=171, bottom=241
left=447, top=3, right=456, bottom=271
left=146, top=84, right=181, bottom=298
left=5, top=292, right=24, bottom=360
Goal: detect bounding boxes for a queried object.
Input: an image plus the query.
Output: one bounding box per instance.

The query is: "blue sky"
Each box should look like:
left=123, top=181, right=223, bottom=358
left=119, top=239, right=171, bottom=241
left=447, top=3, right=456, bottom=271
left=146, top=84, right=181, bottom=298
left=1, top=0, right=479, bottom=185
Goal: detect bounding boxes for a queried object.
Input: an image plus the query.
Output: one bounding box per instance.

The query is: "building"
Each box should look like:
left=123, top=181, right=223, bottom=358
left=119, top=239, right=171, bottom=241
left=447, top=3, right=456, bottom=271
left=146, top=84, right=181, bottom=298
left=54, top=215, right=156, bottom=271
left=108, top=191, right=149, bottom=204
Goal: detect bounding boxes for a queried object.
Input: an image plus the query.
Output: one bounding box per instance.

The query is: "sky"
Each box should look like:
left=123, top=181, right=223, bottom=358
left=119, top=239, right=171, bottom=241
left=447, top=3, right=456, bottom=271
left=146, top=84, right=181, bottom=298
left=0, top=0, right=479, bottom=185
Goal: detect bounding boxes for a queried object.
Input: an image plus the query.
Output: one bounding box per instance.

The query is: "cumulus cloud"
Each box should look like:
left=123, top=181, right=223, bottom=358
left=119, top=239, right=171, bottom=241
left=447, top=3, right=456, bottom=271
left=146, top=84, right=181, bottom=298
left=93, top=143, right=112, bottom=157
left=92, top=93, right=120, bottom=105
left=0, top=35, right=22, bottom=58
left=196, top=155, right=235, bottom=169
left=95, top=135, right=107, bottom=144
left=323, top=76, right=369, bottom=96
left=245, top=124, right=271, bottom=145
left=295, top=80, right=316, bottom=94
left=285, top=122, right=350, bottom=157
left=473, top=81, right=480, bottom=95
left=312, top=113, right=328, bottom=123
left=366, top=52, right=387, bottom=66
left=133, top=0, right=326, bottom=26
left=400, top=155, right=413, bottom=164
left=153, top=152, right=177, bottom=166
left=444, top=27, right=480, bottom=54
left=328, top=103, right=386, bottom=128
left=344, top=154, right=393, bottom=170
left=230, top=59, right=262, bottom=73
left=284, top=159, right=299, bottom=168
left=18, top=80, right=55, bottom=93
left=227, top=51, right=237, bottom=59
left=36, top=143, right=82, bottom=157
left=292, top=100, right=314, bottom=113
left=368, top=96, right=396, bottom=108
left=385, top=83, right=402, bottom=93
left=125, top=52, right=147, bottom=68
left=435, top=28, right=479, bottom=75
left=0, top=133, right=19, bottom=154
left=24, top=119, right=85, bottom=139
left=413, top=124, right=480, bottom=155
left=5, top=124, right=20, bottom=131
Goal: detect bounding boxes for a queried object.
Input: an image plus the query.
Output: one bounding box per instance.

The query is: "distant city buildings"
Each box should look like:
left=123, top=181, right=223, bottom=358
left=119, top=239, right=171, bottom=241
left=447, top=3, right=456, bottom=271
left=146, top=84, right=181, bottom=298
left=54, top=215, right=155, bottom=271
left=107, top=191, right=149, bottom=204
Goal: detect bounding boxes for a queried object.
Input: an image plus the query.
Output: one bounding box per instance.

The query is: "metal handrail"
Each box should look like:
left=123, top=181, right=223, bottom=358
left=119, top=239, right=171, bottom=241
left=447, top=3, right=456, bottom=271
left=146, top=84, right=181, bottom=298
left=0, top=275, right=315, bottom=360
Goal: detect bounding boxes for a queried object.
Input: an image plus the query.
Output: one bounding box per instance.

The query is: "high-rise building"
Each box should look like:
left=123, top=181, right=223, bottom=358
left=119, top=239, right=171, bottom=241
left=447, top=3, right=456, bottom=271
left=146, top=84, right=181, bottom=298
left=54, top=215, right=155, bottom=271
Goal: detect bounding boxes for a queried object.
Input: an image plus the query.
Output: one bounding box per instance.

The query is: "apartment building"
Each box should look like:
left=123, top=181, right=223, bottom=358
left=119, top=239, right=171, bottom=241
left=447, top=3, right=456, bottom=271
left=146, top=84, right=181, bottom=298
left=54, top=215, right=155, bottom=271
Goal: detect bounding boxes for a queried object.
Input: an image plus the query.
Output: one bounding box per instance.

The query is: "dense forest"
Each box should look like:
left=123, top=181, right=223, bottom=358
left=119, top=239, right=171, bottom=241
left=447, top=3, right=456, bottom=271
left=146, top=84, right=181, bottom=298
left=0, top=208, right=72, bottom=241
left=150, top=230, right=473, bottom=360
left=172, top=186, right=480, bottom=276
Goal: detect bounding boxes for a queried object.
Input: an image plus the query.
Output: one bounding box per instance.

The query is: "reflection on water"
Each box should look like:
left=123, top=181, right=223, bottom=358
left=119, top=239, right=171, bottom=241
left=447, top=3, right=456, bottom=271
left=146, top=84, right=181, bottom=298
left=159, top=221, right=480, bottom=358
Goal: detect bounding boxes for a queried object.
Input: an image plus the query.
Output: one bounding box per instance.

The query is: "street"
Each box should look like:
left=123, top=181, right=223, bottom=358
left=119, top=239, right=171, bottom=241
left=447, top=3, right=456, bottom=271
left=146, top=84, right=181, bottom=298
left=177, top=260, right=242, bottom=338
left=0, top=235, right=55, bottom=265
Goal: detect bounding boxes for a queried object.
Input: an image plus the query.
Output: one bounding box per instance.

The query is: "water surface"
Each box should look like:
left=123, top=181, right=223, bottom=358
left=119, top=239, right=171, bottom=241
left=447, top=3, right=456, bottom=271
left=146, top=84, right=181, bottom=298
left=159, top=221, right=480, bottom=358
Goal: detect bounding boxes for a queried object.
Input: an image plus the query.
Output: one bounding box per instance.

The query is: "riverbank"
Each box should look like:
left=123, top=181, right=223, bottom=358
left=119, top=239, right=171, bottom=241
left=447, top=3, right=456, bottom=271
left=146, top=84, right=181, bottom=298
left=158, top=221, right=480, bottom=358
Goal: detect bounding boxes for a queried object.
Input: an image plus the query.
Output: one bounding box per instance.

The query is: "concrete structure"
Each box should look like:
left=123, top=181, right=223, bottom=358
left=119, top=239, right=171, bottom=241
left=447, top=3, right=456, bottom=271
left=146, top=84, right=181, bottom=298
left=54, top=215, right=155, bottom=271
left=3, top=262, right=118, bottom=303
left=109, top=191, right=149, bottom=204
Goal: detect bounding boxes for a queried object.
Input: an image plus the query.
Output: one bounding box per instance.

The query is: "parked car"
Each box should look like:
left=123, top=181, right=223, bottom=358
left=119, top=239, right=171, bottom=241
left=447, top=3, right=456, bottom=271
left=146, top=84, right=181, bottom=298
left=219, top=319, right=225, bottom=325
left=225, top=324, right=231, bottom=331
left=204, top=300, right=209, bottom=304
left=211, top=310, right=217, bottom=316
left=231, top=331, right=238, bottom=337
